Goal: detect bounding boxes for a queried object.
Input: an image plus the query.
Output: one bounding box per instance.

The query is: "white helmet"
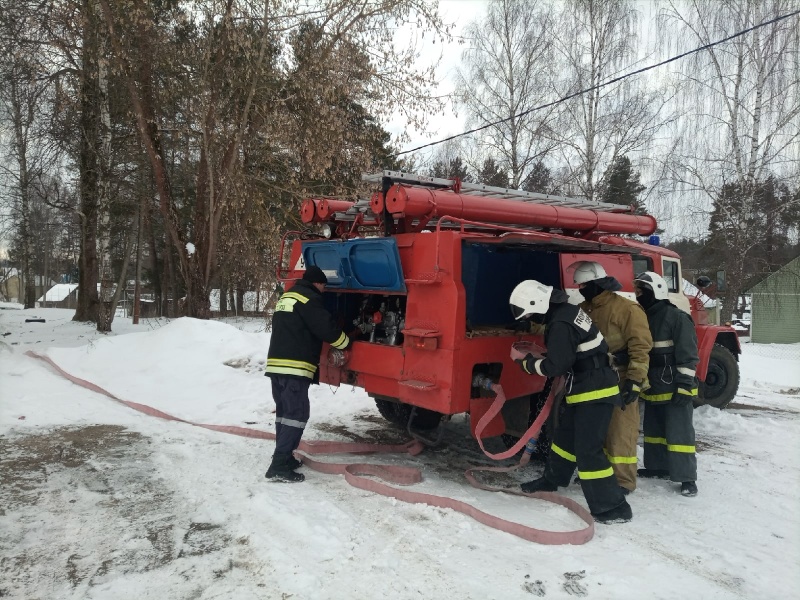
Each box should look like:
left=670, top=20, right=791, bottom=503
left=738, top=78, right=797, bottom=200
left=634, top=271, right=669, bottom=300
left=509, top=280, right=553, bottom=320
left=570, top=261, right=608, bottom=285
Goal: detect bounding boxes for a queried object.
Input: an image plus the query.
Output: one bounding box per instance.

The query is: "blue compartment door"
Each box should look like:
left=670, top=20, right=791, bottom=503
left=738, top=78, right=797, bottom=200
left=301, top=239, right=407, bottom=293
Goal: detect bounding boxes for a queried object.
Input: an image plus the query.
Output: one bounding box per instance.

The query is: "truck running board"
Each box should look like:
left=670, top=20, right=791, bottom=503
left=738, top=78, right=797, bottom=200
left=399, top=379, right=438, bottom=391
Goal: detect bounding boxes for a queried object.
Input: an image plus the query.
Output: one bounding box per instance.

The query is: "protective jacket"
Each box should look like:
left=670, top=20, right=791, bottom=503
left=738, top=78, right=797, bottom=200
left=266, top=279, right=349, bottom=381
left=640, top=300, right=699, bottom=401
left=522, top=303, right=621, bottom=406
left=580, top=291, right=652, bottom=383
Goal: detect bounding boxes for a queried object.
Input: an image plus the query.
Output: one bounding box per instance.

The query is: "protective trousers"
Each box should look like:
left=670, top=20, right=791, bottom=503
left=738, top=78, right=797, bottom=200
left=545, top=402, right=626, bottom=516
left=270, top=375, right=311, bottom=456
left=643, top=400, right=697, bottom=482
left=604, top=384, right=640, bottom=491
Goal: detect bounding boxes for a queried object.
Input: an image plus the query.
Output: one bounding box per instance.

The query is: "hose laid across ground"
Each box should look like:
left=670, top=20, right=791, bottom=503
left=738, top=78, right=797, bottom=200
left=25, top=350, right=594, bottom=545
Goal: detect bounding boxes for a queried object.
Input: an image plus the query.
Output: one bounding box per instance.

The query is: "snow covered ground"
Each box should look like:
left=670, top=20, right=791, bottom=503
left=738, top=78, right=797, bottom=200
left=1, top=306, right=799, bottom=600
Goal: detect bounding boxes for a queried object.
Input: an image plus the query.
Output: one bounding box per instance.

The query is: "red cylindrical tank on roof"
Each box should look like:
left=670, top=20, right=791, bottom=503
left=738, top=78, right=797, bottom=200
left=300, top=199, right=319, bottom=223
left=370, top=192, right=385, bottom=214
left=300, top=198, right=355, bottom=223
left=318, top=199, right=354, bottom=220
left=385, top=184, right=657, bottom=235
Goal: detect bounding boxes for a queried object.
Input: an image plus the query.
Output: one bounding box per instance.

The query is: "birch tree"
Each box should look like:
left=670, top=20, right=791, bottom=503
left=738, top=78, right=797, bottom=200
left=660, top=0, right=800, bottom=319
left=455, top=0, right=557, bottom=189
left=551, top=0, right=668, bottom=201
left=0, top=1, right=59, bottom=308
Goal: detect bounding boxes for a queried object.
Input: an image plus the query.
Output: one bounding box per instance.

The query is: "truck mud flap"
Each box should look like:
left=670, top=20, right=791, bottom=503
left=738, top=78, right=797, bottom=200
left=406, top=407, right=445, bottom=446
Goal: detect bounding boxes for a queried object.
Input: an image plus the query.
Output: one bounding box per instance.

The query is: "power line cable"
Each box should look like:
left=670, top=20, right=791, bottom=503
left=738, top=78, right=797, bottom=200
left=395, top=9, right=800, bottom=157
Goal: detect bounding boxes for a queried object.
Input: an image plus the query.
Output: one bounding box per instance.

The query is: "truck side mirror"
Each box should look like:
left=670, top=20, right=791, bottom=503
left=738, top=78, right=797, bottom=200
left=696, top=276, right=712, bottom=289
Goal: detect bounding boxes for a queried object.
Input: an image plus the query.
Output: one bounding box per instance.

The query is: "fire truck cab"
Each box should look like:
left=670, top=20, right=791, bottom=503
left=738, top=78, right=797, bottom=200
left=278, top=171, right=740, bottom=448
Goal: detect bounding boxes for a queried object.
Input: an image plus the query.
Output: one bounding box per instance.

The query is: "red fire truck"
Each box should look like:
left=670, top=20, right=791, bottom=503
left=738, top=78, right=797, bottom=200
left=278, top=171, right=740, bottom=448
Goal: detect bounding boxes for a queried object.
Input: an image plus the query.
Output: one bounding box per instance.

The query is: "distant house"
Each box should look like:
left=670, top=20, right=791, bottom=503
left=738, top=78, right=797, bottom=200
left=209, top=289, right=275, bottom=317
left=37, top=284, right=79, bottom=308
left=682, top=278, right=720, bottom=325
left=747, top=256, right=800, bottom=344
left=1, top=269, right=56, bottom=304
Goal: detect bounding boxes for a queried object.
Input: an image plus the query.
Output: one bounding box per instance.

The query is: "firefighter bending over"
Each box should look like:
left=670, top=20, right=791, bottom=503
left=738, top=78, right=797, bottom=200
left=634, top=272, right=699, bottom=497
left=570, top=261, right=653, bottom=494
left=264, top=266, right=350, bottom=483
left=509, top=280, right=632, bottom=524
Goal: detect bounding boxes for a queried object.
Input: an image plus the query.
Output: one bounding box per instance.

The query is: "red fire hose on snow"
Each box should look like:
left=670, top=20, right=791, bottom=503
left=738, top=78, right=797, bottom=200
left=25, top=350, right=593, bottom=545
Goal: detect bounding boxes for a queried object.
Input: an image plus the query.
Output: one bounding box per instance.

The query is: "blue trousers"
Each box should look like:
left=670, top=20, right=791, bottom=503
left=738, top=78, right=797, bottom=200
left=270, top=375, right=311, bottom=456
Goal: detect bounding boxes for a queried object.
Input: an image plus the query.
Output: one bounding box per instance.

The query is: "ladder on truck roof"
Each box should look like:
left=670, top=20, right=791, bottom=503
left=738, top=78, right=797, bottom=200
left=363, top=170, right=633, bottom=213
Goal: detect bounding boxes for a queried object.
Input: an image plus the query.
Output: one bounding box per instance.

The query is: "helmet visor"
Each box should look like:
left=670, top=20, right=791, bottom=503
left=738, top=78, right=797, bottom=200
left=510, top=303, right=526, bottom=320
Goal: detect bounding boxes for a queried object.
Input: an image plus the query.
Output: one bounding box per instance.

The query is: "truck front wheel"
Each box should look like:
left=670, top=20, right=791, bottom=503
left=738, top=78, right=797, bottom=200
left=697, top=344, right=739, bottom=409
left=373, top=396, right=442, bottom=430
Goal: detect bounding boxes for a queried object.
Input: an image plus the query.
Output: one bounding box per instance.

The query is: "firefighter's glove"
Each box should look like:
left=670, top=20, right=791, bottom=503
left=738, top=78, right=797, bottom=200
left=620, top=379, right=641, bottom=410
left=515, top=354, right=535, bottom=375
left=673, top=387, right=697, bottom=407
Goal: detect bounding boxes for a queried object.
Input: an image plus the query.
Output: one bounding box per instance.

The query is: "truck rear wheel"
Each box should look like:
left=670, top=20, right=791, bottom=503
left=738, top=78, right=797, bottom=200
left=697, top=344, right=739, bottom=409
left=373, top=396, right=442, bottom=430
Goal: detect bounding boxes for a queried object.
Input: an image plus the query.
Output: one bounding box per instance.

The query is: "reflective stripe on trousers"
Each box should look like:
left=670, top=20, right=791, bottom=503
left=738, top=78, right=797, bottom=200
left=545, top=402, right=626, bottom=516
left=642, top=400, right=697, bottom=482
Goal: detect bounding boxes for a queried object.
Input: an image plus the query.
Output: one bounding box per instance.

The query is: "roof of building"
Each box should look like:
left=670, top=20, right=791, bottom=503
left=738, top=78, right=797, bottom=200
left=37, top=284, right=78, bottom=303
left=682, top=279, right=716, bottom=307
left=748, top=255, right=800, bottom=294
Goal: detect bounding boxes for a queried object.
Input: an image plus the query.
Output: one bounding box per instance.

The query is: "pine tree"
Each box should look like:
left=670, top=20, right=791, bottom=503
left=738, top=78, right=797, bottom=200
left=431, top=156, right=470, bottom=182
left=598, top=155, right=646, bottom=212
left=478, top=158, right=508, bottom=188
left=522, top=160, right=555, bottom=194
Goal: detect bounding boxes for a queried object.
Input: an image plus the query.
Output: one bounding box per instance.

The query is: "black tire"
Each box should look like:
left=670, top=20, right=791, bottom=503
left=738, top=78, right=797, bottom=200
left=697, top=344, right=739, bottom=409
left=373, top=396, right=442, bottom=430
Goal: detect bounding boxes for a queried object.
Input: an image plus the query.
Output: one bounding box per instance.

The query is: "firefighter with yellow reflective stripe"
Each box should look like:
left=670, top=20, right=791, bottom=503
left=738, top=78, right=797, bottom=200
left=509, top=280, right=632, bottom=524
left=570, top=261, right=653, bottom=494
left=634, top=271, right=699, bottom=497
left=264, top=266, right=350, bottom=482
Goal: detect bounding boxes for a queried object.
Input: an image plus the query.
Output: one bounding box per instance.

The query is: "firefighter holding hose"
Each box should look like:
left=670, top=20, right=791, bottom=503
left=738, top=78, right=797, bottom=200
left=509, top=280, right=632, bottom=524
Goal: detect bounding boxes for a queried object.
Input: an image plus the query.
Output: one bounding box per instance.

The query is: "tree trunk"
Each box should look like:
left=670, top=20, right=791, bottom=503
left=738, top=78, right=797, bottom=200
left=162, top=234, right=172, bottom=317
left=165, top=231, right=177, bottom=318
left=133, top=203, right=143, bottom=324
left=146, top=201, right=162, bottom=314
left=9, top=75, right=36, bottom=309
left=96, top=23, right=114, bottom=333
left=186, top=262, right=211, bottom=319
left=74, top=0, right=100, bottom=323
left=220, top=280, right=228, bottom=317
left=236, top=286, right=244, bottom=317
left=109, top=207, right=138, bottom=320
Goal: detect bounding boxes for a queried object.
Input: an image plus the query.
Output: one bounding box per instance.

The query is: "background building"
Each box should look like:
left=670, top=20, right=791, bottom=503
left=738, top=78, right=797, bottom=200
left=747, top=256, right=800, bottom=344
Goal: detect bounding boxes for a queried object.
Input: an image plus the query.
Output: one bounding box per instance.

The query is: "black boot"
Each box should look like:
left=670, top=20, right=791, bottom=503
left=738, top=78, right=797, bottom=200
left=593, top=499, right=632, bottom=524
left=680, top=481, right=698, bottom=497
left=287, top=455, right=303, bottom=470
left=637, top=468, right=670, bottom=479
left=265, top=454, right=305, bottom=483
left=521, top=476, right=558, bottom=494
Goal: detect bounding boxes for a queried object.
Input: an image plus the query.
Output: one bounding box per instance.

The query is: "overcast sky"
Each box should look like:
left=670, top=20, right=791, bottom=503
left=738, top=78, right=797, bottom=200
left=387, top=0, right=662, bottom=158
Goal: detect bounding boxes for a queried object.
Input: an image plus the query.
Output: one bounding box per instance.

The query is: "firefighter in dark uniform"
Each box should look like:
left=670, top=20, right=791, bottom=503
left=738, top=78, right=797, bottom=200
left=509, top=280, right=632, bottom=523
left=634, top=271, right=699, bottom=497
left=264, top=266, right=350, bottom=482
left=570, top=260, right=653, bottom=494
